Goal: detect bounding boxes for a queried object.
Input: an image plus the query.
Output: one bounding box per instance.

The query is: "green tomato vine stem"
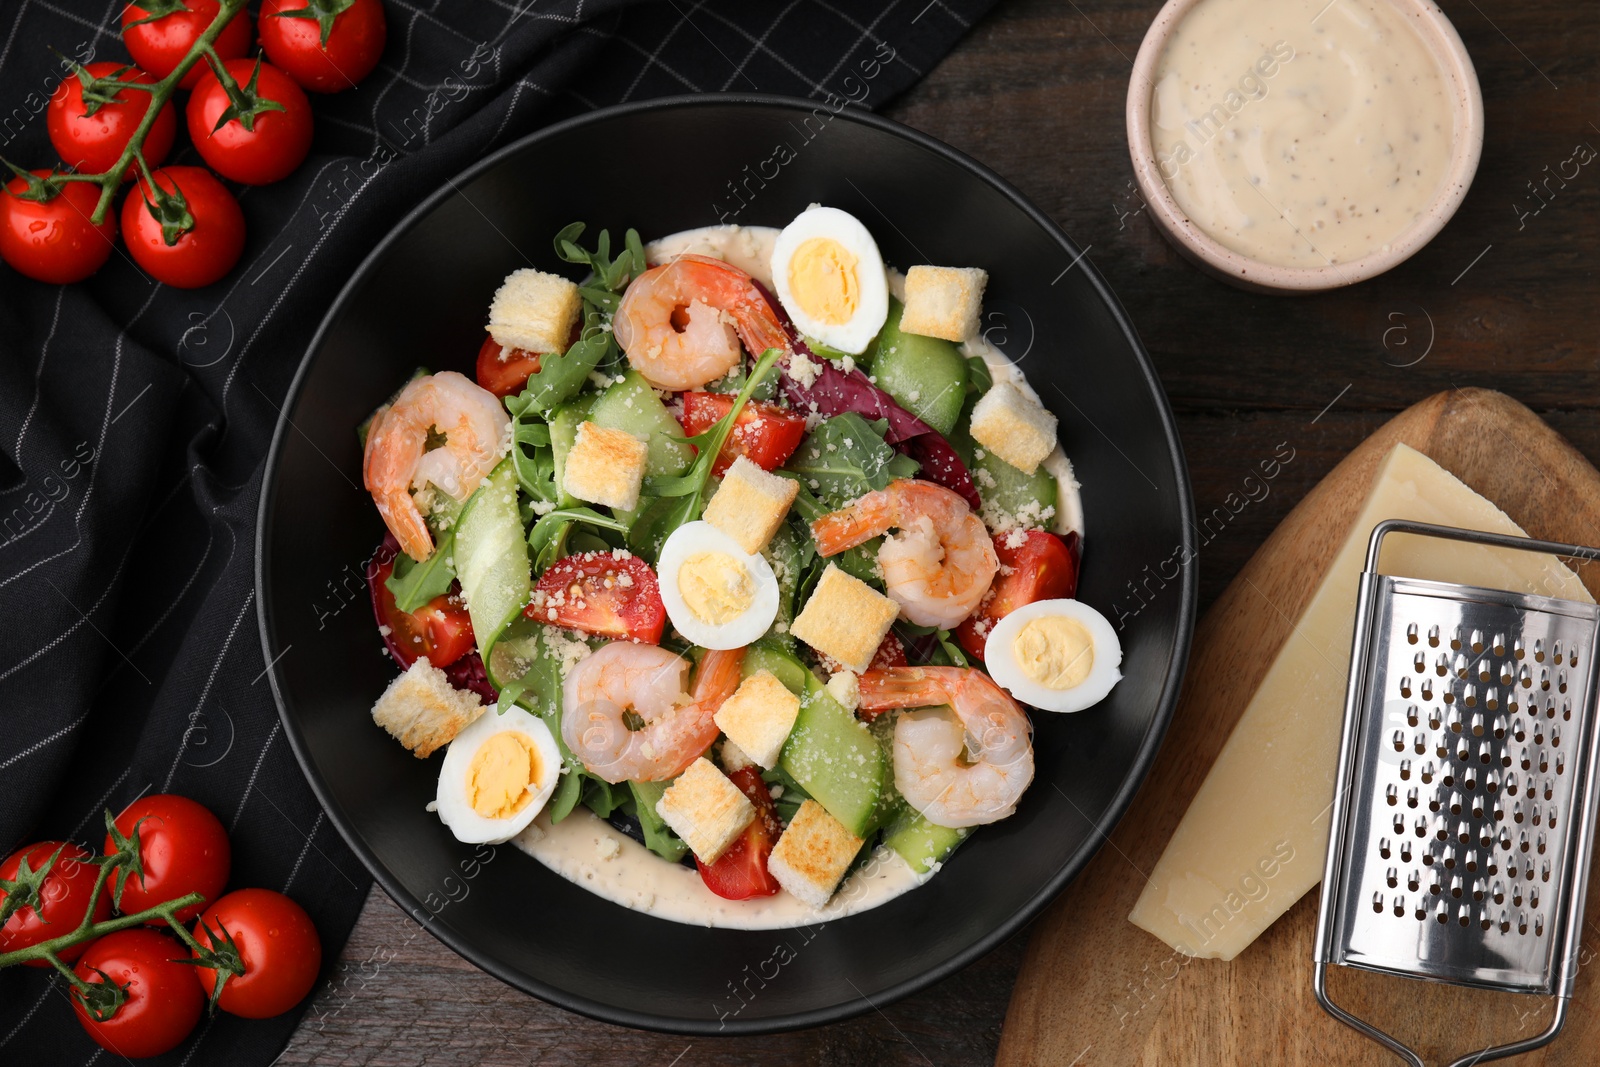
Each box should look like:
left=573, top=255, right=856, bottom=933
left=23, top=0, right=253, bottom=226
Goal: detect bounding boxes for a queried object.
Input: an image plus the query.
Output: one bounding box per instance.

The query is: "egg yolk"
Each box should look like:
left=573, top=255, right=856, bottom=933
left=1013, top=616, right=1095, bottom=690
left=678, top=551, right=754, bottom=625
left=787, top=237, right=859, bottom=326
left=466, top=732, right=540, bottom=820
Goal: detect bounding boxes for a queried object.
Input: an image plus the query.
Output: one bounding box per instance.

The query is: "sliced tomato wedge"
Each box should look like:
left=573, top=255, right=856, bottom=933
left=955, top=530, right=1080, bottom=661
left=696, top=765, right=782, bottom=900
left=475, top=334, right=543, bottom=398
left=679, top=391, right=807, bottom=478
left=367, top=541, right=476, bottom=668
left=869, top=632, right=909, bottom=670
left=525, top=550, right=666, bottom=644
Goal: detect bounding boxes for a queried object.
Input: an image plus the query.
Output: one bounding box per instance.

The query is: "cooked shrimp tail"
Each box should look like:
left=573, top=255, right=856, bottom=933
left=613, top=254, right=789, bottom=391
left=858, top=666, right=1033, bottom=828
left=811, top=479, right=998, bottom=629
left=561, top=643, right=746, bottom=783
left=363, top=371, right=509, bottom=562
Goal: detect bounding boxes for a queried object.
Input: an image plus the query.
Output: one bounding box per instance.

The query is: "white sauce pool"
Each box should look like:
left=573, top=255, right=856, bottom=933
left=514, top=809, right=924, bottom=929
left=1150, top=0, right=1455, bottom=268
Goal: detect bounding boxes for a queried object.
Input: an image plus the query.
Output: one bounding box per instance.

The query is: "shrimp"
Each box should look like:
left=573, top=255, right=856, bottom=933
left=810, top=479, right=998, bottom=629
left=612, top=253, right=790, bottom=391
left=561, top=642, right=746, bottom=783
left=363, top=370, right=509, bottom=562
left=858, top=666, right=1034, bottom=828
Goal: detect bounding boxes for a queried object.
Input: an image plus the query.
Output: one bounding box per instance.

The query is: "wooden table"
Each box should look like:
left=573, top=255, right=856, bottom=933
left=279, top=0, right=1599, bottom=1062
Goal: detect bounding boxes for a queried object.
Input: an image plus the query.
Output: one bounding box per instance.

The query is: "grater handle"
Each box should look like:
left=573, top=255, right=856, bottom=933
left=1364, top=519, right=1600, bottom=574
left=1315, top=959, right=1571, bottom=1067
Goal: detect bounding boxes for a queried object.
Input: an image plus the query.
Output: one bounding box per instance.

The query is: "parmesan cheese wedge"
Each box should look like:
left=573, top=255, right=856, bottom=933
left=1129, top=443, right=1593, bottom=960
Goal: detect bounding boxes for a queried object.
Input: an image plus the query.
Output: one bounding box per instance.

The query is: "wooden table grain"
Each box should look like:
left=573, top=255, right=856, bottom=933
left=280, top=0, right=1600, bottom=1062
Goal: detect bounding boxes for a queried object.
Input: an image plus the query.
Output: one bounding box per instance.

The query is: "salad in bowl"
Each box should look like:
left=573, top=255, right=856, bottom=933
left=358, top=204, right=1119, bottom=928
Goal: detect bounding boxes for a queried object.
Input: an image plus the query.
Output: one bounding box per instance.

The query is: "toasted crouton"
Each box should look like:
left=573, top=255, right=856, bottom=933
left=371, top=659, right=484, bottom=758
left=713, top=669, right=801, bottom=769
left=562, top=421, right=649, bottom=511
left=655, top=757, right=756, bottom=865
left=790, top=564, right=899, bottom=673
left=968, top=381, right=1057, bottom=476
left=900, top=265, right=988, bottom=342
left=487, top=268, right=581, bottom=354
left=704, top=456, right=799, bottom=555
left=769, top=799, right=863, bottom=907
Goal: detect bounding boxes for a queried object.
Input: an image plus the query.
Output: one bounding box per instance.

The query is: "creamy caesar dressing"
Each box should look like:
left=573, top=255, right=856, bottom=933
left=514, top=807, right=925, bottom=929
left=1150, top=0, right=1455, bottom=268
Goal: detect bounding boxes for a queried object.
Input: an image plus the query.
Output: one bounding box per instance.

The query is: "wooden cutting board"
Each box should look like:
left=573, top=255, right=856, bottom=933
left=998, top=389, right=1600, bottom=1067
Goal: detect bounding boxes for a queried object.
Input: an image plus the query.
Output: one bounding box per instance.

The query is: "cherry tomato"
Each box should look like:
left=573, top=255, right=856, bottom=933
left=696, top=765, right=782, bottom=900
left=190, top=889, right=321, bottom=1019
left=0, top=172, right=117, bottom=284
left=869, top=632, right=908, bottom=670
left=679, top=392, right=807, bottom=478
left=72, top=928, right=204, bottom=1057
left=186, top=58, right=313, bottom=186
left=0, top=841, right=111, bottom=966
left=955, top=530, right=1080, bottom=660
left=524, top=550, right=666, bottom=644
left=47, top=62, right=175, bottom=176
left=105, top=795, right=230, bottom=924
left=367, top=545, right=476, bottom=668
left=121, top=0, right=253, bottom=89
left=475, top=334, right=542, bottom=398
left=121, top=166, right=245, bottom=289
left=259, top=0, right=387, bottom=94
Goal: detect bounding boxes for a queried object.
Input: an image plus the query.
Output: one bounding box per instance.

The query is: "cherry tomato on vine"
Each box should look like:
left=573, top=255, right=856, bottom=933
left=121, top=0, right=254, bottom=90
left=190, top=889, right=321, bottom=1019
left=0, top=171, right=117, bottom=284
left=47, top=62, right=176, bottom=176
left=121, top=165, right=245, bottom=288
left=105, top=794, right=230, bottom=924
left=259, top=0, right=387, bottom=94
left=72, top=929, right=204, bottom=1058
left=0, top=841, right=111, bottom=966
left=186, top=58, right=314, bottom=186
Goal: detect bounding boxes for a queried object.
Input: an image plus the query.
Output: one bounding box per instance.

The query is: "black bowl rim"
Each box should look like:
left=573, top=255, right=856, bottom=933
left=255, top=91, right=1197, bottom=1036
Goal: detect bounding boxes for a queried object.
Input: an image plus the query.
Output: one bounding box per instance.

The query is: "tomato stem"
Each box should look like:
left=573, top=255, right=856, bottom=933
left=76, top=0, right=253, bottom=226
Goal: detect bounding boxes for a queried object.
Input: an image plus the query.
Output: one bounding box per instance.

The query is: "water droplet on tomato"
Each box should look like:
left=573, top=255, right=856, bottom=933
left=28, top=221, right=46, bottom=234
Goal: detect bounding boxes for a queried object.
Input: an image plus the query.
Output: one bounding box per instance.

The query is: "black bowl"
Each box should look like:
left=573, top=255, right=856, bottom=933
left=257, top=94, right=1196, bottom=1034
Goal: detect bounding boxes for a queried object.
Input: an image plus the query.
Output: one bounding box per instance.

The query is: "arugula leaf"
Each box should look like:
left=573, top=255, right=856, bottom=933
left=505, top=325, right=608, bottom=418
left=527, top=507, right=630, bottom=574
left=628, top=347, right=785, bottom=561
left=385, top=531, right=456, bottom=613
left=782, top=412, right=919, bottom=510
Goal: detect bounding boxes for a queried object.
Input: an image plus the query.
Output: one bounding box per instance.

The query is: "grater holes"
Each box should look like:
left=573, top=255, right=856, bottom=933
left=1400, top=676, right=1413, bottom=698
left=1476, top=662, right=1492, bottom=683
left=1394, top=814, right=1407, bottom=834
left=1394, top=896, right=1406, bottom=917
left=1534, top=638, right=1546, bottom=663
left=1520, top=664, right=1534, bottom=689
left=1400, top=758, right=1412, bottom=780
left=1426, top=679, right=1438, bottom=702
left=1466, top=852, right=1479, bottom=872
left=1531, top=804, right=1541, bottom=826
left=1442, top=846, right=1457, bottom=869
left=1471, top=712, right=1485, bottom=735
left=1540, top=669, right=1551, bottom=692
left=1406, top=622, right=1419, bottom=644
left=1471, top=796, right=1485, bottom=819
left=1386, top=867, right=1398, bottom=888
left=1514, top=637, right=1526, bottom=660
left=1494, top=882, right=1506, bottom=904
left=1409, top=869, right=1422, bottom=891
left=1393, top=730, right=1406, bottom=752
left=1506, top=773, right=1519, bottom=796
left=1464, top=686, right=1479, bottom=709
left=1553, top=753, right=1564, bottom=778
left=1487, top=690, right=1500, bottom=711
left=1374, top=892, right=1385, bottom=913
left=1429, top=624, right=1441, bottom=647
left=1553, top=640, right=1563, bottom=664
left=1538, top=831, right=1547, bottom=855
left=1513, top=718, right=1527, bottom=743
left=1547, top=700, right=1558, bottom=720
left=1463, top=767, right=1478, bottom=791
left=1563, top=699, right=1572, bottom=722
left=1407, top=786, right=1420, bottom=809
left=1448, top=793, right=1463, bottom=816
left=1458, top=906, right=1472, bottom=927
left=1422, top=761, right=1436, bottom=784
left=1500, top=662, right=1515, bottom=686
left=1387, top=784, right=1399, bottom=807
left=1542, top=860, right=1551, bottom=882
left=1513, top=885, right=1523, bottom=906
left=1535, top=913, right=1545, bottom=937
left=1531, top=886, right=1541, bottom=909
left=1558, top=671, right=1568, bottom=694
left=1436, top=901, right=1451, bottom=924
left=1471, top=630, right=1485, bottom=653
left=1457, top=820, right=1472, bottom=844
left=1479, top=742, right=1494, bottom=765
left=1454, top=653, right=1470, bottom=679
left=1407, top=704, right=1420, bottom=728
left=1486, top=769, right=1501, bottom=793
left=1415, top=651, right=1427, bottom=673
left=1493, top=634, right=1506, bottom=656
left=1429, top=708, right=1443, bottom=731
left=1551, top=724, right=1561, bottom=749
left=1451, top=629, right=1463, bottom=651
left=1447, top=708, right=1462, bottom=733
left=1401, top=841, right=1414, bottom=863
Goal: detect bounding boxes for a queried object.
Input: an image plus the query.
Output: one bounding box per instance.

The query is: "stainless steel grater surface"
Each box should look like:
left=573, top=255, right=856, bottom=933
left=1315, top=520, right=1600, bottom=1067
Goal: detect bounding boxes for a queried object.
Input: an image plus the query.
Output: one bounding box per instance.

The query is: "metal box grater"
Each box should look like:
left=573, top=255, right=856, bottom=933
left=1315, top=520, right=1600, bottom=1067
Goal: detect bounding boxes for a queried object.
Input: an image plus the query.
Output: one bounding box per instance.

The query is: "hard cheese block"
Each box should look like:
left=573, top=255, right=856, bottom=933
left=1129, top=443, right=1593, bottom=960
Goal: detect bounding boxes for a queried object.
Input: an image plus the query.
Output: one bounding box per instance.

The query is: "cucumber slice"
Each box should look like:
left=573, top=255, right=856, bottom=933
left=588, top=369, right=694, bottom=478
left=864, top=298, right=967, bottom=436
left=884, top=807, right=971, bottom=874
left=549, top=396, right=595, bottom=508
left=454, top=459, right=530, bottom=679
left=778, top=675, right=886, bottom=837
left=741, top=639, right=812, bottom=696
left=629, top=780, right=689, bottom=863
left=973, top=445, right=1059, bottom=524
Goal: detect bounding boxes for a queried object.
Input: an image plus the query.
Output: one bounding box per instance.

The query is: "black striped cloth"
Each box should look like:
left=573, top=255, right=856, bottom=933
left=0, top=0, right=993, bottom=1062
